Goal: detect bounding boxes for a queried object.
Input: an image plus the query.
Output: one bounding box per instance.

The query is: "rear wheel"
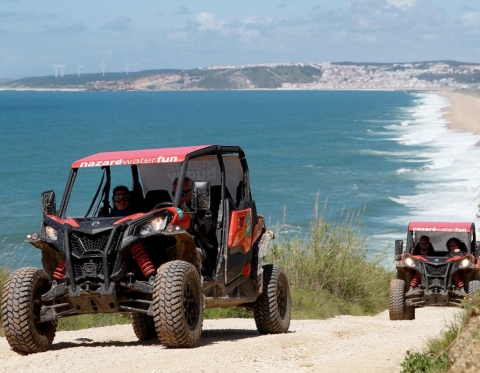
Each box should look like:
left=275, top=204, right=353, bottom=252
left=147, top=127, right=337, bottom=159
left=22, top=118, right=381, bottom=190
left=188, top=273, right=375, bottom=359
left=468, top=280, right=480, bottom=298
left=405, top=305, right=415, bottom=320
left=389, top=279, right=407, bottom=321
left=152, top=260, right=203, bottom=348
left=253, top=264, right=291, bottom=334
left=132, top=312, right=157, bottom=341
left=1, top=267, right=56, bottom=354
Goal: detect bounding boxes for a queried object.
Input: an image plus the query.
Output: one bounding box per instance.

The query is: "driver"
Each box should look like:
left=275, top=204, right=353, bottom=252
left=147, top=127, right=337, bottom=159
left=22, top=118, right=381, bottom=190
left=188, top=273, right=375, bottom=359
left=412, top=235, right=436, bottom=256
left=111, top=185, right=133, bottom=217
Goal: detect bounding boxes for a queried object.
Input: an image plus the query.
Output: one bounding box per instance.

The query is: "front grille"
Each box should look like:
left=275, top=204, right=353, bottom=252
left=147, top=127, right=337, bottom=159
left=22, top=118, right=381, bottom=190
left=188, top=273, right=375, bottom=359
left=425, top=264, right=448, bottom=276
left=68, top=229, right=120, bottom=282
left=73, top=260, right=114, bottom=279
left=70, top=230, right=120, bottom=256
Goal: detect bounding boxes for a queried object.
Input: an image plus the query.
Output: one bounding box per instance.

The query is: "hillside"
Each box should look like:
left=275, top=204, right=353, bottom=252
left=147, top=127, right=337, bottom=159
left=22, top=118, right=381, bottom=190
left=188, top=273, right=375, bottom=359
left=0, top=64, right=322, bottom=91
left=2, top=60, right=480, bottom=91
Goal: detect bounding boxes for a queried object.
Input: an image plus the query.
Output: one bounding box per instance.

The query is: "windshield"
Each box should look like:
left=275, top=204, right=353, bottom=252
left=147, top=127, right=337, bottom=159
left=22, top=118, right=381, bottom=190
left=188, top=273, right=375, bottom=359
left=65, top=166, right=135, bottom=218
left=63, top=154, right=244, bottom=218
left=413, top=231, right=472, bottom=254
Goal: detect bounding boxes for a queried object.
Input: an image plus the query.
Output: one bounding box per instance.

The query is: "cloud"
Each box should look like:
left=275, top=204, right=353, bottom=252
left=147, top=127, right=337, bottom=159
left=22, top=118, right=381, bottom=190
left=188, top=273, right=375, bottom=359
left=196, top=12, right=220, bottom=31
left=174, top=5, right=192, bottom=16
left=101, top=17, right=133, bottom=32
left=0, top=10, right=59, bottom=21
left=166, top=31, right=189, bottom=41
left=386, top=0, right=417, bottom=9
left=460, top=11, right=480, bottom=33
left=44, top=22, right=87, bottom=34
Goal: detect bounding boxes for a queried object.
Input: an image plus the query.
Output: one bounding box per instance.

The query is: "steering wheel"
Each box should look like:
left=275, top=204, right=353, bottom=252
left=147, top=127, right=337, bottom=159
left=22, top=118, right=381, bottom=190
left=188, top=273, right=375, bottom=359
left=152, top=202, right=174, bottom=210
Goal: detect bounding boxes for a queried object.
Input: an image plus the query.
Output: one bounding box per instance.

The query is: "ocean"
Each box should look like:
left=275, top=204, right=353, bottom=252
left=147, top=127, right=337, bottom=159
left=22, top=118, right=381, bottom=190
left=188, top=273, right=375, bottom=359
left=1, top=90, right=479, bottom=269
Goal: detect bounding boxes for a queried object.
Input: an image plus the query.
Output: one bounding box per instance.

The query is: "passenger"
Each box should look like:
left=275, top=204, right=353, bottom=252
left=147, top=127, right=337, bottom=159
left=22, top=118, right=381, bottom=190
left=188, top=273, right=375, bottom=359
left=172, top=177, right=215, bottom=240
left=172, top=177, right=217, bottom=273
left=446, top=237, right=467, bottom=255
left=111, top=185, right=133, bottom=217
left=446, top=237, right=468, bottom=291
left=412, top=235, right=436, bottom=256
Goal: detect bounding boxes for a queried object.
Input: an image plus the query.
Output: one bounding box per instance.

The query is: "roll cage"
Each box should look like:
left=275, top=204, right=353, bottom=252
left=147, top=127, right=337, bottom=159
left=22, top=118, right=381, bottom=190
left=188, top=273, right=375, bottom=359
left=56, top=145, right=254, bottom=222
left=405, top=222, right=476, bottom=256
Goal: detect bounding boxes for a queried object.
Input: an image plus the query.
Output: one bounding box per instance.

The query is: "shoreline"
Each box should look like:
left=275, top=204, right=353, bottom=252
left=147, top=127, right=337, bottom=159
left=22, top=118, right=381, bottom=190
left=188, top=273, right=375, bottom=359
left=439, top=91, right=480, bottom=137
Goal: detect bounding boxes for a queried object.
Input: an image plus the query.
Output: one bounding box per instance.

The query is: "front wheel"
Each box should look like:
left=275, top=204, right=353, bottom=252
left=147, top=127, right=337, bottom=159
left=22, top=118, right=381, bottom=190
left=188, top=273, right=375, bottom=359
left=152, top=260, right=203, bottom=348
left=389, top=279, right=407, bottom=321
left=253, top=264, right=291, bottom=334
left=468, top=280, right=480, bottom=298
left=132, top=312, right=157, bottom=341
left=1, top=267, right=56, bottom=354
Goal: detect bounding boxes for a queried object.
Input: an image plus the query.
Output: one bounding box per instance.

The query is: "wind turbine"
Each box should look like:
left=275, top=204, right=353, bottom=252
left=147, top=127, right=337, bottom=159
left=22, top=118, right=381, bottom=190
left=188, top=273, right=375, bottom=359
left=52, top=64, right=59, bottom=78
left=76, top=61, right=83, bottom=77
left=100, top=58, right=108, bottom=76
left=131, top=62, right=139, bottom=73
left=124, top=61, right=130, bottom=74
left=58, top=64, right=66, bottom=77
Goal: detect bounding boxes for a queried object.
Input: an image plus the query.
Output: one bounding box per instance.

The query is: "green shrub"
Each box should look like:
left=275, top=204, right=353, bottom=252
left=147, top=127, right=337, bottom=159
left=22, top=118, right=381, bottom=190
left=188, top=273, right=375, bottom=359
left=57, top=313, right=132, bottom=331
left=269, top=206, right=392, bottom=316
left=401, top=325, right=459, bottom=373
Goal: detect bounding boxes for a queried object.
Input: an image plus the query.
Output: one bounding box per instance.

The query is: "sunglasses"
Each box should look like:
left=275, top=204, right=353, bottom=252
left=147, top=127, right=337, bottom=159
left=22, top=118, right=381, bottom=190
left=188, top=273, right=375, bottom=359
left=172, top=189, right=191, bottom=197
left=448, top=243, right=458, bottom=248
left=113, top=194, right=130, bottom=202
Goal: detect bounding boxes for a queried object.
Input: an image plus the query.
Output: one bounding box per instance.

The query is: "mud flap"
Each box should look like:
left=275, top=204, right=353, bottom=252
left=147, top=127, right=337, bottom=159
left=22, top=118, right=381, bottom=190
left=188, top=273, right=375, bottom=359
left=252, top=230, right=274, bottom=295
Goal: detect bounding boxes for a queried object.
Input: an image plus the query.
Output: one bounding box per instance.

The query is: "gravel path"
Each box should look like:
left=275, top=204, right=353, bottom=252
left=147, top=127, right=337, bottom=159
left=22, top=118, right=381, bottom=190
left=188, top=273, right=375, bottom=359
left=0, top=307, right=462, bottom=373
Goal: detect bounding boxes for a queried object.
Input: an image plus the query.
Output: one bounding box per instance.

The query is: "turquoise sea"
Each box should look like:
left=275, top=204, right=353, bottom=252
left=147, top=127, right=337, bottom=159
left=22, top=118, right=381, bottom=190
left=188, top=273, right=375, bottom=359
left=1, top=90, right=480, bottom=269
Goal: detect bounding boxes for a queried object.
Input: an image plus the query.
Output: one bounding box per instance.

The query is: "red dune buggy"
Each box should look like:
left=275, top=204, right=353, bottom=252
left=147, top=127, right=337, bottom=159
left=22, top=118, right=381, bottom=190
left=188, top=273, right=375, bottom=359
left=1, top=145, right=291, bottom=353
left=390, top=221, right=480, bottom=320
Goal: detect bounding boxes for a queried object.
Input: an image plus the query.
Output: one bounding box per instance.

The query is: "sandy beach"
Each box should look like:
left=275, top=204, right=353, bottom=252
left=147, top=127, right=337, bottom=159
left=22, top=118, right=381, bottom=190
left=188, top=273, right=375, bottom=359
left=440, top=91, right=480, bottom=136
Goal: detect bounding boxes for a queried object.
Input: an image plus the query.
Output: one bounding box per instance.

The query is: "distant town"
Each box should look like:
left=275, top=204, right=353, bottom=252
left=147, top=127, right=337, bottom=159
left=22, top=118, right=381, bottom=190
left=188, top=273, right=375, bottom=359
left=2, top=60, right=480, bottom=91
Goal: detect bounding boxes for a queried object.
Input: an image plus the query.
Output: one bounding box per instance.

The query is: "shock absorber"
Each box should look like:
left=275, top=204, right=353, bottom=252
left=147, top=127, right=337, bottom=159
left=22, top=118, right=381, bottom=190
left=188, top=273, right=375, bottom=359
left=410, top=272, right=421, bottom=287
left=452, top=273, right=464, bottom=289
left=53, top=260, right=67, bottom=281
left=130, top=242, right=155, bottom=278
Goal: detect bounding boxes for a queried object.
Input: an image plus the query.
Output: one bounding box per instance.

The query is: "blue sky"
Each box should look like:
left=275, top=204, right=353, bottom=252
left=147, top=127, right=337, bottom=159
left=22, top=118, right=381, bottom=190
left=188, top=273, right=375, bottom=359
left=1, top=0, right=479, bottom=78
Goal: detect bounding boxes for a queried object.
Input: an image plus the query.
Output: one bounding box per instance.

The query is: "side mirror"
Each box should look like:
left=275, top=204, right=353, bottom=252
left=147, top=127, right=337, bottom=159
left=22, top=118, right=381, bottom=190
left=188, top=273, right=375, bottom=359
left=42, top=190, right=57, bottom=218
left=394, top=240, right=404, bottom=261
left=192, top=180, right=210, bottom=211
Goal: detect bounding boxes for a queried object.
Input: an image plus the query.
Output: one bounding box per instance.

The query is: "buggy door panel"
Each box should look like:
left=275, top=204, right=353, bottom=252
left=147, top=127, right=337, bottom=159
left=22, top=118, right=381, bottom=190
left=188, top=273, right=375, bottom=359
left=226, top=209, right=253, bottom=284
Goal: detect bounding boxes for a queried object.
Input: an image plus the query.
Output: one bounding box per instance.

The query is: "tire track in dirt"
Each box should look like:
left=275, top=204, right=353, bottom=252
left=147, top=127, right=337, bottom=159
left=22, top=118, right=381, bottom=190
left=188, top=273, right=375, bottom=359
left=0, top=307, right=462, bottom=373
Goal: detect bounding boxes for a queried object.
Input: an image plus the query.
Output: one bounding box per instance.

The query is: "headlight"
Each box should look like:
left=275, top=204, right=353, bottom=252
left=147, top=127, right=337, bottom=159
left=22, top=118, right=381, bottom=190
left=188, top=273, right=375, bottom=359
left=459, top=258, right=471, bottom=269
left=45, top=225, right=58, bottom=240
left=405, top=257, right=416, bottom=268
left=140, top=216, right=167, bottom=235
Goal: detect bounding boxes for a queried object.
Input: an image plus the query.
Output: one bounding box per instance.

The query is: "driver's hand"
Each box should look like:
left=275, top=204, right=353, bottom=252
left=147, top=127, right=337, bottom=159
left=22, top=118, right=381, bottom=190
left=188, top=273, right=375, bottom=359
left=181, top=204, right=194, bottom=220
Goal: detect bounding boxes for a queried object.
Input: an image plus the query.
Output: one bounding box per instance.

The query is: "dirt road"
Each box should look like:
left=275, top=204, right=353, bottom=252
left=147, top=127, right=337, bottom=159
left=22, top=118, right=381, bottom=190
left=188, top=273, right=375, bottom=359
left=0, top=307, right=462, bottom=373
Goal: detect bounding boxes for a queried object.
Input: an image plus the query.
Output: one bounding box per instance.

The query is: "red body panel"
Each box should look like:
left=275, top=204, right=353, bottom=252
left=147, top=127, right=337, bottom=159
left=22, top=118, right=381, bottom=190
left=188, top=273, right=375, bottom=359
left=163, top=206, right=191, bottom=229
left=228, top=209, right=252, bottom=253
left=113, top=213, right=146, bottom=225
left=251, top=216, right=265, bottom=244
left=48, top=215, right=80, bottom=228
left=408, top=222, right=473, bottom=233
left=71, top=145, right=212, bottom=168
left=446, top=254, right=474, bottom=263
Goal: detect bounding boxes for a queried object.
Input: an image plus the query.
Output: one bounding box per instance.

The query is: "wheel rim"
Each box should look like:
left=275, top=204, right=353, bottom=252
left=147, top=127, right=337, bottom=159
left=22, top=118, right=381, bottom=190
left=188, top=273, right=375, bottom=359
left=184, top=280, right=199, bottom=330
left=277, top=280, right=288, bottom=318
left=32, top=279, right=53, bottom=333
